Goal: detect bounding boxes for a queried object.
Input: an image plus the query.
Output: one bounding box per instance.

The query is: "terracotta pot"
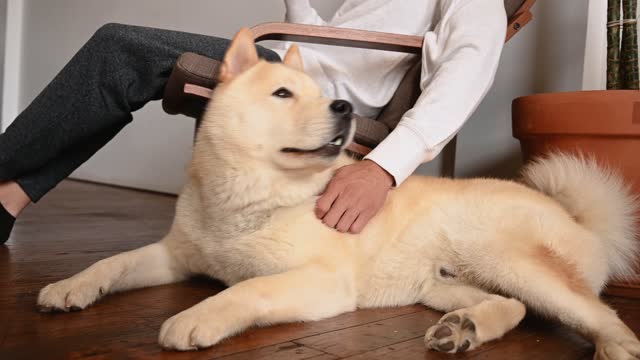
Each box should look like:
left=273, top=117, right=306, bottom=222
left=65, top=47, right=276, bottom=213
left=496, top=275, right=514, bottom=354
left=512, top=90, right=640, bottom=298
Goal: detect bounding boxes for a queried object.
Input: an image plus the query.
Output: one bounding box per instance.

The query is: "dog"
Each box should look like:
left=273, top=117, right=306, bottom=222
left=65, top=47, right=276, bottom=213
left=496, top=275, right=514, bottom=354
left=38, top=28, right=640, bottom=359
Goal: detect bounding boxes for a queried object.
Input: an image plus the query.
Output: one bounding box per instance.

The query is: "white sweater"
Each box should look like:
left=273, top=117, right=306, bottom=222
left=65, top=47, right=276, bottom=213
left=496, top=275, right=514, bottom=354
left=270, top=0, right=507, bottom=185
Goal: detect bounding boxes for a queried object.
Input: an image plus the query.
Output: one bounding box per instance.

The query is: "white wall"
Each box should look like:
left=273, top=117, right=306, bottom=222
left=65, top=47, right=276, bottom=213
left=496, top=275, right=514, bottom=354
left=11, top=0, right=590, bottom=193
left=1, top=0, right=20, bottom=132
left=583, top=0, right=607, bottom=90
left=448, top=0, right=589, bottom=179
left=0, top=0, right=5, bottom=114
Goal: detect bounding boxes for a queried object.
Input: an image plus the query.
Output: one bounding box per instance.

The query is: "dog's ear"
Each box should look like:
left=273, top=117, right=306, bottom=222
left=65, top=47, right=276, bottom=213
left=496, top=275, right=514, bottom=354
left=220, top=28, right=259, bottom=82
left=283, top=44, right=304, bottom=71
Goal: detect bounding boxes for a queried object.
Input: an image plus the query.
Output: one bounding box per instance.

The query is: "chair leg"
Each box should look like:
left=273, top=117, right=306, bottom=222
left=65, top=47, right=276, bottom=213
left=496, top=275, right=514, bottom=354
left=441, top=135, right=457, bottom=178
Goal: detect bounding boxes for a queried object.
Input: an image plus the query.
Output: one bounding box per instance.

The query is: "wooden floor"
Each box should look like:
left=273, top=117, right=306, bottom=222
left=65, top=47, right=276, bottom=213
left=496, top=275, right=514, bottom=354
left=1, top=180, right=639, bottom=360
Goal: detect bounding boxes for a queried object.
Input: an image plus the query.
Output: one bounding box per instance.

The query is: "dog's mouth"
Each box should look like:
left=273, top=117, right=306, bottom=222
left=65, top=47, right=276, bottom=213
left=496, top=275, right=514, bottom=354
left=281, top=131, right=348, bottom=157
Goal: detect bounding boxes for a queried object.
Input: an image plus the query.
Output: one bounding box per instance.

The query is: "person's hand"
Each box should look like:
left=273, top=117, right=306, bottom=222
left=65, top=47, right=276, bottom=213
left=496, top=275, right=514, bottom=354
left=315, top=160, right=394, bottom=234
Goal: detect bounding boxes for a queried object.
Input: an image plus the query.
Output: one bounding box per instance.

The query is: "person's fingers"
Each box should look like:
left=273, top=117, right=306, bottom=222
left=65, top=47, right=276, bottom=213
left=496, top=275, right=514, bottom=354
left=349, top=210, right=373, bottom=234
left=315, top=183, right=340, bottom=219
left=336, top=208, right=360, bottom=233
left=321, top=195, right=348, bottom=228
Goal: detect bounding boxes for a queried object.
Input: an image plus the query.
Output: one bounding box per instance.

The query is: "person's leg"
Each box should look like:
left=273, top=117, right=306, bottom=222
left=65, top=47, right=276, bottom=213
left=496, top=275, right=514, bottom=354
left=0, top=23, right=279, bottom=189
left=15, top=120, right=129, bottom=203
left=0, top=121, right=126, bottom=244
left=0, top=23, right=280, bottom=242
left=0, top=182, right=30, bottom=217
left=0, top=181, right=27, bottom=242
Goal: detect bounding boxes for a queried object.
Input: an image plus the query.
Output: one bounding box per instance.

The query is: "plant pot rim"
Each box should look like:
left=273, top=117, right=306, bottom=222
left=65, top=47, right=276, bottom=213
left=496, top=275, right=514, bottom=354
left=512, top=90, right=640, bottom=137
left=514, top=89, right=640, bottom=102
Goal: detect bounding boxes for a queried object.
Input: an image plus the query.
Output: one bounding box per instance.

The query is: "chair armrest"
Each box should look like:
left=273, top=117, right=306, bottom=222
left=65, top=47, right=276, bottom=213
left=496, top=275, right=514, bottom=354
left=164, top=1, right=536, bottom=155
left=168, top=8, right=534, bottom=112
left=162, top=53, right=221, bottom=118
left=250, top=1, right=534, bottom=52
left=506, top=0, right=535, bottom=41
left=250, top=22, right=423, bottom=54
left=163, top=24, right=426, bottom=119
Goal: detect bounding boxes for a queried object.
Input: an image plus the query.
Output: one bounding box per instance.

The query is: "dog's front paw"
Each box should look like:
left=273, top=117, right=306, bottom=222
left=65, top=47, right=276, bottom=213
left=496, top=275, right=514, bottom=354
left=159, top=308, right=226, bottom=351
left=37, top=277, right=106, bottom=312
left=425, top=312, right=478, bottom=353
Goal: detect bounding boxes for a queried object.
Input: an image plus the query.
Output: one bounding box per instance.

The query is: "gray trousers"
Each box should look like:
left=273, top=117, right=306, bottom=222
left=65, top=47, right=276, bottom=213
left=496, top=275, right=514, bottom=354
left=0, top=23, right=280, bottom=201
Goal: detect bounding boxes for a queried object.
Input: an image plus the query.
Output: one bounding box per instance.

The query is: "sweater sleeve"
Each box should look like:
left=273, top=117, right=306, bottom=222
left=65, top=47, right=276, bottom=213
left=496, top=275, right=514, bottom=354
left=284, top=0, right=327, bottom=25
left=364, top=0, right=507, bottom=185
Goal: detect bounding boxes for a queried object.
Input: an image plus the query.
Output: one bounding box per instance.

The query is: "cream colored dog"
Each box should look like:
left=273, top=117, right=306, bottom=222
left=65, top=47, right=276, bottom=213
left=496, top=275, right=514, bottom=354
left=38, top=29, right=640, bottom=359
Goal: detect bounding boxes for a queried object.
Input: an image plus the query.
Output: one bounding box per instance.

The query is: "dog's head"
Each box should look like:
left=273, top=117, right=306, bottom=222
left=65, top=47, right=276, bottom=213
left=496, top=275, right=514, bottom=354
left=199, top=28, right=355, bottom=173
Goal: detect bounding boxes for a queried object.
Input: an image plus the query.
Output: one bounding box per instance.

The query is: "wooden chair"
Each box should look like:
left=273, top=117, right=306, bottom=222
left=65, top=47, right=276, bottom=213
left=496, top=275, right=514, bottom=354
left=162, top=0, right=536, bottom=176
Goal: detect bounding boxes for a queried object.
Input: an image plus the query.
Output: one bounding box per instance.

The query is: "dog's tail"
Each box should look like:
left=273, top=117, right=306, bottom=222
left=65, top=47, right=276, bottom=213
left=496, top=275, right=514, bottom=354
left=521, top=153, right=639, bottom=279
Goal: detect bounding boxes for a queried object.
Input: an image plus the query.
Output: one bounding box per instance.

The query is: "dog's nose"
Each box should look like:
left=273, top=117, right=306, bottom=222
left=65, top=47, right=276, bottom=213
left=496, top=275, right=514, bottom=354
left=330, top=100, right=353, bottom=118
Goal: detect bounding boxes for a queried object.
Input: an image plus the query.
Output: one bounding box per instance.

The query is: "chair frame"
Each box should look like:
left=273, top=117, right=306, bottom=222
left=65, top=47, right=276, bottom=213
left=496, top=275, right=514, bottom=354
left=181, top=0, right=536, bottom=177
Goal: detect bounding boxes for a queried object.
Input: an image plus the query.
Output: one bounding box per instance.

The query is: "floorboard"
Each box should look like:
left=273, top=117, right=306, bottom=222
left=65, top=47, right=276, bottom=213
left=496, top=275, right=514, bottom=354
left=1, top=180, right=638, bottom=359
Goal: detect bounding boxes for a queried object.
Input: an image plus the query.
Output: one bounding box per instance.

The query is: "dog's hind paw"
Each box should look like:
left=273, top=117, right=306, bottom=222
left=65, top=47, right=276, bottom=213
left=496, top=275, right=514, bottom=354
left=424, top=312, right=478, bottom=353
left=37, top=278, right=106, bottom=312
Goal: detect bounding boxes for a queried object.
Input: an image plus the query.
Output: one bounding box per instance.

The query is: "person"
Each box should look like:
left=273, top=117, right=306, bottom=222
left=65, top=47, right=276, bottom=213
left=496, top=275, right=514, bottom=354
left=0, top=0, right=507, bottom=244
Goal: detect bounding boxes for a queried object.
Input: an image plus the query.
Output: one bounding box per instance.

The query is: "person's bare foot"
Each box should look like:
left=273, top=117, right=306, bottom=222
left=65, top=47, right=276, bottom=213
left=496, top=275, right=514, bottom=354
left=0, top=181, right=31, bottom=243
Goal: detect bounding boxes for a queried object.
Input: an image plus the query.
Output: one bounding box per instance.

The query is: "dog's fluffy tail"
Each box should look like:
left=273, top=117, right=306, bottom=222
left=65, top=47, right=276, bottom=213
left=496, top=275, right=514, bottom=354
left=521, top=153, right=639, bottom=279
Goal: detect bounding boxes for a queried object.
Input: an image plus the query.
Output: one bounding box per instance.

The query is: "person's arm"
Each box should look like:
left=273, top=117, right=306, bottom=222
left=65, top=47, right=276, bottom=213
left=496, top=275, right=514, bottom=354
left=284, top=0, right=327, bottom=26
left=364, top=0, right=507, bottom=185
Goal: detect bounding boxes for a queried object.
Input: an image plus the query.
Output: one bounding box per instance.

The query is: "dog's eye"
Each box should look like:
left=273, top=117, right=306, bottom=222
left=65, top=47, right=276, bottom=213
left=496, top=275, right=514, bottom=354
left=272, top=87, right=293, bottom=99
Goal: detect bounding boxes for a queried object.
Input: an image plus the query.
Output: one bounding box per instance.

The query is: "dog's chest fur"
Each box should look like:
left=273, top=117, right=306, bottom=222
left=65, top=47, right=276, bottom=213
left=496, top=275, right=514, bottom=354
left=169, top=153, right=347, bottom=283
